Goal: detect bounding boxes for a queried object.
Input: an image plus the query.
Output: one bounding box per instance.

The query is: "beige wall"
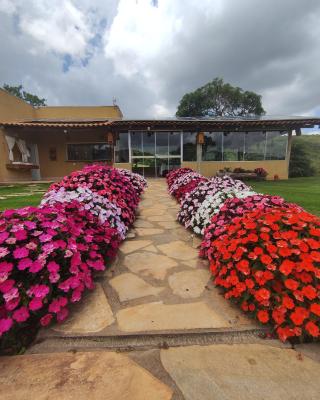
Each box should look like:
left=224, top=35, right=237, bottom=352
left=0, top=89, right=36, bottom=122
left=182, top=160, right=288, bottom=180
left=35, top=106, right=122, bottom=120
left=114, top=163, right=132, bottom=171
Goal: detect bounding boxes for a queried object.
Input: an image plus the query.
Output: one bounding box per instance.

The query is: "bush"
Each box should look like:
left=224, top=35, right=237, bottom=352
left=289, top=141, right=316, bottom=178
left=207, top=206, right=320, bottom=342
left=166, top=168, right=193, bottom=188
left=168, top=171, right=203, bottom=200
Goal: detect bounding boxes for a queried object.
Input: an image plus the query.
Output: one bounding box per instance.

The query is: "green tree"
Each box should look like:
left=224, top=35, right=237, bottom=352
left=289, top=140, right=316, bottom=177
left=176, top=77, right=265, bottom=117
left=2, top=84, right=46, bottom=107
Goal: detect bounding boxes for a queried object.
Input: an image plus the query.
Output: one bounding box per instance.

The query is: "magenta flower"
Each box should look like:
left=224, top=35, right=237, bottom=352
left=13, top=247, right=29, bottom=259
left=29, top=298, right=43, bottom=311
left=0, top=247, right=9, bottom=259
left=17, top=258, right=33, bottom=271
left=0, top=318, right=13, bottom=335
left=13, top=306, right=29, bottom=322
left=28, top=284, right=50, bottom=299
left=40, top=314, right=52, bottom=327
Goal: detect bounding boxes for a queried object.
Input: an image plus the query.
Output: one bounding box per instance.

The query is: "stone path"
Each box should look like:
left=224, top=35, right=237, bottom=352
left=1, top=179, right=320, bottom=399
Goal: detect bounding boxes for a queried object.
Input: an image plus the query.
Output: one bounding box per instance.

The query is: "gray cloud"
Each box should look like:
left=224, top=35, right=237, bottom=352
left=1, top=0, right=320, bottom=118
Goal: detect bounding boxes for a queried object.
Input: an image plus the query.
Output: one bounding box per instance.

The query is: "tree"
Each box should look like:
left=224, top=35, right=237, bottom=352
left=2, top=84, right=46, bottom=107
left=176, top=77, right=265, bottom=118
left=289, top=140, right=316, bottom=177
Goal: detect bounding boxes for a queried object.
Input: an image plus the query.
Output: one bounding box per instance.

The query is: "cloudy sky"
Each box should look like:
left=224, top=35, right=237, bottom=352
left=1, top=0, right=320, bottom=119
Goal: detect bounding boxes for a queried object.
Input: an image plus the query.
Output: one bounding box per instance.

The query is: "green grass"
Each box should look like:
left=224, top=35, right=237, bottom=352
left=248, top=177, right=320, bottom=216
left=0, top=183, right=50, bottom=211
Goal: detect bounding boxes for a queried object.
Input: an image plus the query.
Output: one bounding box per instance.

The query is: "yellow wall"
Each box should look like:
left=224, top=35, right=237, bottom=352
left=114, top=163, right=132, bottom=171
left=0, top=89, right=36, bottom=122
left=182, top=160, right=288, bottom=180
left=35, top=106, right=122, bottom=120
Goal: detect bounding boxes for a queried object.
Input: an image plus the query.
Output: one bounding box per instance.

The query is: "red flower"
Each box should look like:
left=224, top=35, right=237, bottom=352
left=290, top=307, right=309, bottom=326
left=305, top=321, right=319, bottom=337
left=284, top=279, right=299, bottom=291
left=272, top=308, right=285, bottom=325
left=260, top=254, right=272, bottom=265
left=301, top=285, right=317, bottom=300
left=255, top=288, right=270, bottom=301
left=279, top=260, right=295, bottom=276
left=310, top=303, right=320, bottom=316
left=257, top=310, right=269, bottom=323
left=282, top=296, right=295, bottom=310
left=236, top=259, right=250, bottom=275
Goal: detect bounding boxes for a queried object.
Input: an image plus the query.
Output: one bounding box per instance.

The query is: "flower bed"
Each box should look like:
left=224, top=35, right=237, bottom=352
left=167, top=167, right=320, bottom=342
left=0, top=165, right=145, bottom=350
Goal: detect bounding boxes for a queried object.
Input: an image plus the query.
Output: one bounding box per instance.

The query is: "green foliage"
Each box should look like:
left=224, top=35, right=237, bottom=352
left=2, top=84, right=46, bottom=107
left=176, top=77, right=265, bottom=117
left=291, top=135, right=320, bottom=175
left=289, top=139, right=316, bottom=178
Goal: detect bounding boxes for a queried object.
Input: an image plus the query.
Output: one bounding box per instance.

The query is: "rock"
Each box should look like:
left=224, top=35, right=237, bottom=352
left=123, top=252, right=178, bottom=280
left=158, top=241, right=198, bottom=261
left=110, top=273, right=165, bottom=302
left=0, top=351, right=173, bottom=400
left=117, top=301, right=229, bottom=332
left=168, top=270, right=211, bottom=298
left=120, top=240, right=152, bottom=254
left=53, top=284, right=114, bottom=334
left=161, top=344, right=320, bottom=400
left=126, top=231, right=136, bottom=239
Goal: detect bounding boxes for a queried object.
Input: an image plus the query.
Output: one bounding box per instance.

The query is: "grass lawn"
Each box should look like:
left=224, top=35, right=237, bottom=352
left=249, top=176, right=320, bottom=216
left=0, top=183, right=51, bottom=211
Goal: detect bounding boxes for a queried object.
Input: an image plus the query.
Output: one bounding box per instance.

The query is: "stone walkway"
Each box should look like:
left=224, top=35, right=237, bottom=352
left=1, top=179, right=320, bottom=399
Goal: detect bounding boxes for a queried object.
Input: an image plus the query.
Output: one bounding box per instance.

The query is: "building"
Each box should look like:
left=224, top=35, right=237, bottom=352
left=1, top=89, right=320, bottom=181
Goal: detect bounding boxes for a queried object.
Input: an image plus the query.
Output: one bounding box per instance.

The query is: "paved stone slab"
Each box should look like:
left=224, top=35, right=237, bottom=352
left=0, top=351, right=173, bottom=400
left=148, top=215, right=177, bottom=222
left=168, top=270, right=210, bottom=298
left=134, top=219, right=155, bottom=228
left=53, top=284, right=114, bottom=334
left=120, top=240, right=152, bottom=254
left=144, top=244, right=159, bottom=253
left=158, top=240, right=198, bottom=261
left=182, top=258, right=209, bottom=269
left=136, top=228, right=165, bottom=236
left=110, top=273, right=165, bottom=302
left=117, top=301, right=229, bottom=332
left=140, top=208, right=166, bottom=216
left=157, top=221, right=180, bottom=229
left=123, top=251, right=178, bottom=280
left=161, top=344, right=320, bottom=400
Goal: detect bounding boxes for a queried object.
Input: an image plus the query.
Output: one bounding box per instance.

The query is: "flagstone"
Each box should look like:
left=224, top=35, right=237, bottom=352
left=117, top=301, right=229, bottom=332
left=120, top=240, right=152, bottom=254
left=182, top=258, right=209, bottom=269
left=136, top=228, right=165, bottom=236
left=168, top=270, right=211, bottom=298
left=110, top=273, right=165, bottom=302
left=158, top=240, right=198, bottom=261
left=160, top=344, right=320, bottom=400
left=140, top=208, right=166, bottom=216
left=0, top=351, right=173, bottom=400
left=148, top=215, right=177, bottom=222
left=53, top=284, right=114, bottom=334
left=123, top=251, right=178, bottom=280
left=144, top=244, right=159, bottom=253
left=157, top=221, right=180, bottom=229
left=134, top=219, right=155, bottom=228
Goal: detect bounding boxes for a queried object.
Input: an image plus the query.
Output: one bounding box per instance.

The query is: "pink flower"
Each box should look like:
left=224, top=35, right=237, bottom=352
left=0, top=247, right=9, bottom=258
left=57, top=307, right=69, bottom=322
left=49, top=272, right=60, bottom=283
left=0, top=261, right=13, bottom=273
left=0, top=232, right=9, bottom=244
left=25, top=242, right=37, bottom=250
left=0, top=318, right=13, bottom=334
left=5, top=297, right=20, bottom=311
left=0, top=279, right=15, bottom=294
left=47, top=261, right=60, bottom=273
left=28, top=284, right=49, bottom=299
left=13, top=247, right=29, bottom=259
left=40, top=314, right=52, bottom=326
left=29, top=297, right=43, bottom=311
left=29, top=261, right=43, bottom=273
left=17, top=258, right=33, bottom=271
left=3, top=287, right=19, bottom=302
left=5, top=237, right=16, bottom=245
left=14, top=230, right=27, bottom=241
left=13, top=306, right=29, bottom=322
left=39, top=233, right=53, bottom=243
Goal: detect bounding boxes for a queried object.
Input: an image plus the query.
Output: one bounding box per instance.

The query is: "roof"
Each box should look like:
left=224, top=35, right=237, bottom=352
left=1, top=116, right=320, bottom=130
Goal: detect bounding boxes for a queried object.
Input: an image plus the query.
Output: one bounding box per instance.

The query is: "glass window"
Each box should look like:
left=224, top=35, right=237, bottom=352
left=223, top=132, right=244, bottom=161
left=67, top=143, right=112, bottom=161
left=131, top=132, right=143, bottom=156
left=244, top=131, right=266, bottom=161
left=169, top=132, right=181, bottom=156
left=115, top=132, right=129, bottom=163
left=266, top=131, right=287, bottom=160
left=183, top=132, right=197, bottom=161
left=143, top=131, right=155, bottom=156
left=156, top=132, right=168, bottom=156
left=202, top=132, right=223, bottom=161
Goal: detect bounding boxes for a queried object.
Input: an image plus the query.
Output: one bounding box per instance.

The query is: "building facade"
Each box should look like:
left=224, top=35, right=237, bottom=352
left=1, top=89, right=320, bottom=181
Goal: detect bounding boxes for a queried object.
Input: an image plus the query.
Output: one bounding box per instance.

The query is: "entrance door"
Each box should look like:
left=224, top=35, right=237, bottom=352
left=131, top=131, right=181, bottom=177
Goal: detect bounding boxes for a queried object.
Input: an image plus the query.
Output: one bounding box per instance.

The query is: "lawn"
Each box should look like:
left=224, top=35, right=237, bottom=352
left=248, top=176, right=320, bottom=216
left=0, top=183, right=51, bottom=211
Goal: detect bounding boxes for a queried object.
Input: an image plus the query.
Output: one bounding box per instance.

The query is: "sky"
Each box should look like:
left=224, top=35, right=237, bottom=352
left=1, top=0, right=320, bottom=120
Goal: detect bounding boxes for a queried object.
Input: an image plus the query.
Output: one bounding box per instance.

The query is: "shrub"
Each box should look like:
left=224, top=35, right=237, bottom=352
left=289, top=141, right=316, bottom=177
left=207, top=206, right=320, bottom=342
left=168, top=171, right=203, bottom=199
left=254, top=167, right=268, bottom=178
left=166, top=168, right=193, bottom=188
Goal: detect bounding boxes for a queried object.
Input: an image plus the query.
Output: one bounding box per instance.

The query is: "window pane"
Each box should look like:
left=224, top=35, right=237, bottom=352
left=223, top=132, right=244, bottom=161
left=169, top=132, right=181, bottom=156
left=202, top=132, right=222, bottom=161
left=244, top=131, right=266, bottom=161
left=115, top=132, right=129, bottom=162
left=67, top=143, right=111, bottom=161
left=132, top=157, right=144, bottom=175
left=143, top=131, right=155, bottom=156
left=266, top=131, right=287, bottom=160
left=156, top=132, right=168, bottom=155
left=183, top=132, right=197, bottom=161
left=131, top=132, right=143, bottom=156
